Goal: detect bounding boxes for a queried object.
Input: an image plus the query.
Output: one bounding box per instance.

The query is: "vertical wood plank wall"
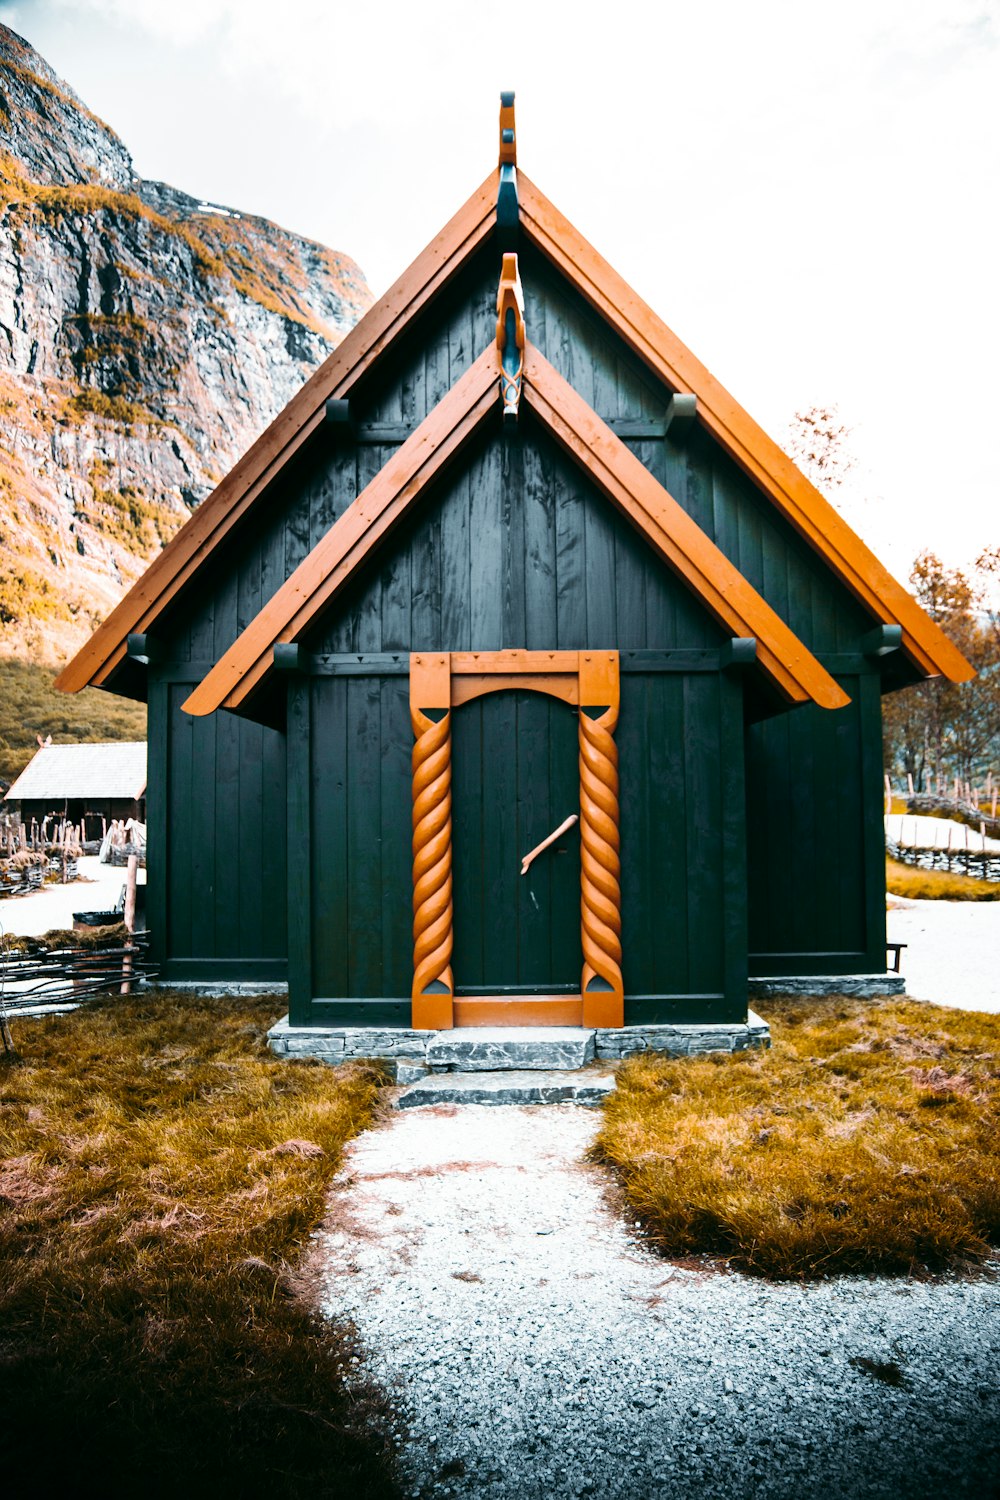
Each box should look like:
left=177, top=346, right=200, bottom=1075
left=147, top=675, right=288, bottom=982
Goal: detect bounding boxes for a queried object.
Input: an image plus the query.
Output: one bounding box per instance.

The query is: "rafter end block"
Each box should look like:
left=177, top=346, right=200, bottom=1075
left=324, top=398, right=355, bottom=435
left=862, top=623, right=903, bottom=657
left=721, top=637, right=757, bottom=670
left=274, top=643, right=310, bottom=674
left=126, top=633, right=164, bottom=665
left=664, top=392, right=698, bottom=439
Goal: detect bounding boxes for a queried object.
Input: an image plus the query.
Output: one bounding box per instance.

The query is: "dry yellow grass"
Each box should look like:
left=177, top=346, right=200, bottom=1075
left=594, top=996, right=1000, bottom=1280
left=886, top=856, right=1000, bottom=902
left=0, top=992, right=399, bottom=1497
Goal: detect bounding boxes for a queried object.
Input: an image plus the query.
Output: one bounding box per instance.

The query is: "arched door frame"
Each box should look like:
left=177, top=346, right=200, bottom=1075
left=410, top=649, right=623, bottom=1030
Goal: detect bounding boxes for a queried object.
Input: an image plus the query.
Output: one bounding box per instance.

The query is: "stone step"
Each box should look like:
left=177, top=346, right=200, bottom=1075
left=425, top=1026, right=595, bottom=1072
left=394, top=1068, right=616, bottom=1109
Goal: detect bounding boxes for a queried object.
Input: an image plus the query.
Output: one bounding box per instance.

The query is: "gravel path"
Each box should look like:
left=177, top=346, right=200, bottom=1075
left=318, top=1104, right=1000, bottom=1500
left=889, top=896, right=1000, bottom=1013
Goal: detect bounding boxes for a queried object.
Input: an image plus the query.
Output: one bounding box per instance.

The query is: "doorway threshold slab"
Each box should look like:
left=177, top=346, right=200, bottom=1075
left=394, top=1068, right=615, bottom=1108
left=425, top=1026, right=596, bottom=1071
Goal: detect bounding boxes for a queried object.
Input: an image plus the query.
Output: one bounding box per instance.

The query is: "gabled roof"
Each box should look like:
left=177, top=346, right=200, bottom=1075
left=4, top=742, right=147, bottom=803
left=56, top=97, right=973, bottom=697
left=183, top=338, right=848, bottom=724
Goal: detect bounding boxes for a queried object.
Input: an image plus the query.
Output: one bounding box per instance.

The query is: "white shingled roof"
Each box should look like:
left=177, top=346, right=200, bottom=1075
left=4, top=742, right=147, bottom=802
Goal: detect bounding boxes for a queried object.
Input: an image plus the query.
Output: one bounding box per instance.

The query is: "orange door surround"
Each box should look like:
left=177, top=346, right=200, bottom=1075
left=409, top=649, right=623, bottom=1030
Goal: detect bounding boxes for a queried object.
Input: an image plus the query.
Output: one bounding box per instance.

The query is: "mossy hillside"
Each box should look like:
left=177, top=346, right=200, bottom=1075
left=0, top=657, right=146, bottom=784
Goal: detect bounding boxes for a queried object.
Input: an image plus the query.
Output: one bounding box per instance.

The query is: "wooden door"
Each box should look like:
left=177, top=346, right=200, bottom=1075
left=450, top=690, right=582, bottom=1021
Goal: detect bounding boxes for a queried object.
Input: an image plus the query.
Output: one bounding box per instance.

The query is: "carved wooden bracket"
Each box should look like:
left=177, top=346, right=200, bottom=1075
left=409, top=650, right=623, bottom=1030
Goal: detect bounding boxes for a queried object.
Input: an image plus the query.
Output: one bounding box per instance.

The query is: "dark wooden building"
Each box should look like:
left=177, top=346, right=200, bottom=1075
left=3, top=741, right=146, bottom=839
left=57, top=97, right=972, bottom=1030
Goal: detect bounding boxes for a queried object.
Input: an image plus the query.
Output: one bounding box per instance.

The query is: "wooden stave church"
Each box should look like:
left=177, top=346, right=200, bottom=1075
left=57, top=95, right=973, bottom=1034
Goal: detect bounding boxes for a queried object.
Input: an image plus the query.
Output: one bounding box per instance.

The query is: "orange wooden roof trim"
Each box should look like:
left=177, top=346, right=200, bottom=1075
left=521, top=345, right=848, bottom=711
left=55, top=170, right=501, bottom=696
left=186, top=339, right=845, bottom=720
left=182, top=346, right=501, bottom=718
left=517, top=173, right=974, bottom=686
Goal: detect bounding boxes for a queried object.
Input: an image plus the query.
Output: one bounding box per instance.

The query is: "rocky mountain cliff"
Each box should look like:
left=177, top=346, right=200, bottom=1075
left=0, top=25, right=371, bottom=665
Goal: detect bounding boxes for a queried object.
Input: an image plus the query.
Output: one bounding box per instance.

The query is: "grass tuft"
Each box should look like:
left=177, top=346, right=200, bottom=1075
left=0, top=992, right=399, bottom=1497
left=594, top=995, right=1000, bottom=1280
left=886, top=856, right=1000, bottom=902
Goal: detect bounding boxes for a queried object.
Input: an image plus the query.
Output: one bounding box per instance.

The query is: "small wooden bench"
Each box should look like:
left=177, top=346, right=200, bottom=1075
left=886, top=942, right=907, bottom=973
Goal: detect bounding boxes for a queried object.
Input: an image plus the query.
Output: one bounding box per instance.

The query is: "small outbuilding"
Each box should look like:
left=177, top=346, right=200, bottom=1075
left=56, top=97, right=972, bottom=1038
left=3, top=741, right=147, bottom=840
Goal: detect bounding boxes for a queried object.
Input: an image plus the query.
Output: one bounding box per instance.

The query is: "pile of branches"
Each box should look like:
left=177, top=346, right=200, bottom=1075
left=906, top=793, right=1000, bottom=841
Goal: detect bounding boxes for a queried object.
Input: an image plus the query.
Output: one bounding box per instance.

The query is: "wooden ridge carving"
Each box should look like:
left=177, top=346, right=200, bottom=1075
left=499, top=91, right=516, bottom=166
left=496, top=253, right=525, bottom=426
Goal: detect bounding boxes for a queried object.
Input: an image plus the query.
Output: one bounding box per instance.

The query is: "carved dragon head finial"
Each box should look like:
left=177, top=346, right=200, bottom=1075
left=496, top=252, right=525, bottom=427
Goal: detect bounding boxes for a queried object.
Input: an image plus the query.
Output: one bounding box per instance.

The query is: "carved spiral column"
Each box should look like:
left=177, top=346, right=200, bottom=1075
left=579, top=704, right=624, bottom=1027
left=411, top=705, right=455, bottom=1028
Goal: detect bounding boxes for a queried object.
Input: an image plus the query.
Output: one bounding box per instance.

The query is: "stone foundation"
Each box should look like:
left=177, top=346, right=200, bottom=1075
left=748, top=975, right=905, bottom=998
left=266, top=1013, right=771, bottom=1075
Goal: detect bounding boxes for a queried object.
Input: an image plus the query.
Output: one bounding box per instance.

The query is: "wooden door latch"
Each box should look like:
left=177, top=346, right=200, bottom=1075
left=520, top=814, right=578, bottom=875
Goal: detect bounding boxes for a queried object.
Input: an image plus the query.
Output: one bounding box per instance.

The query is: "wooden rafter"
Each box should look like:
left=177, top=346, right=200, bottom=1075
left=182, top=347, right=500, bottom=719
left=521, top=344, right=848, bottom=710
left=54, top=171, right=501, bottom=696
left=517, top=172, right=973, bottom=685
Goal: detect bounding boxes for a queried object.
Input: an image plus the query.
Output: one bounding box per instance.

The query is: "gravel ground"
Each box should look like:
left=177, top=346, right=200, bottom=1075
left=317, top=1104, right=1000, bottom=1500
left=889, top=896, right=1000, bottom=1013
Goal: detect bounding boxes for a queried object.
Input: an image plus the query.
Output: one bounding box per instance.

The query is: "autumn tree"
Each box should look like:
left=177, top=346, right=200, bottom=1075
left=785, top=405, right=855, bottom=498
left=882, top=551, right=1000, bottom=789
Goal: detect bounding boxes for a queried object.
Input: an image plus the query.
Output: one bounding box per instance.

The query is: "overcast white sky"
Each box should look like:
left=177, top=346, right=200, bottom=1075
left=3, top=0, right=998, bottom=585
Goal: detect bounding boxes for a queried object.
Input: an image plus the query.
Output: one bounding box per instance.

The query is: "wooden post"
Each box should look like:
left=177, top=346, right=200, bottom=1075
left=409, top=654, right=455, bottom=1030
left=578, top=652, right=623, bottom=1029
left=884, top=773, right=891, bottom=815
left=120, top=852, right=139, bottom=995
